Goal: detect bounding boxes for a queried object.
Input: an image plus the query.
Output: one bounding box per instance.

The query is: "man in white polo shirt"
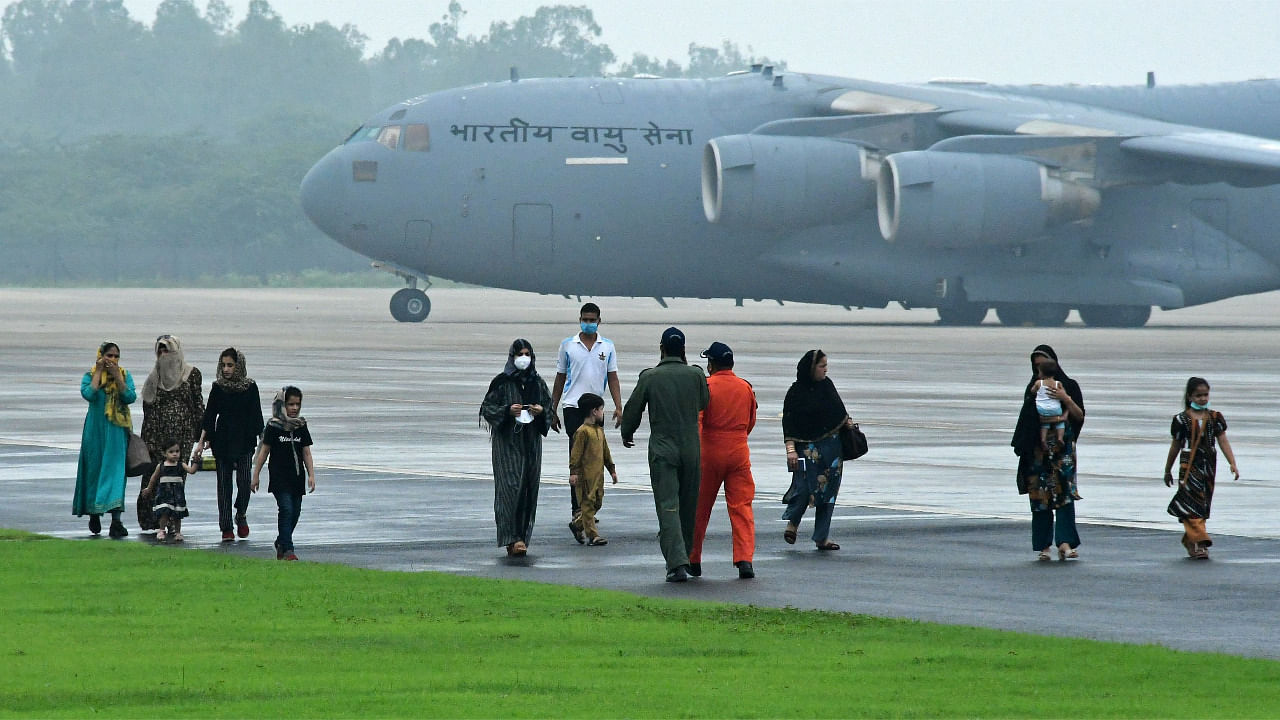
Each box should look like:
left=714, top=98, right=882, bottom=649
left=550, top=302, right=622, bottom=543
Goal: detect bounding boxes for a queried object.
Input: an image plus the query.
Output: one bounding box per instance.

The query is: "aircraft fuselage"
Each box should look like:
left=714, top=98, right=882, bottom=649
left=300, top=71, right=1280, bottom=325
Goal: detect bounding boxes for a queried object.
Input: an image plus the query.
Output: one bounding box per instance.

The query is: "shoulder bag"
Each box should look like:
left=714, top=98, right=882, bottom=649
left=126, top=432, right=152, bottom=477
left=840, top=421, right=868, bottom=461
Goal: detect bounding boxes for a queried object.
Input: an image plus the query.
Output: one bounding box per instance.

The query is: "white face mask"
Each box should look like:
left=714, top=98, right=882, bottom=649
left=513, top=355, right=532, bottom=371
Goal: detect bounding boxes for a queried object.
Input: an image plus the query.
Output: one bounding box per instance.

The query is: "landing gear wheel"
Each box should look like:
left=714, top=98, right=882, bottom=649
left=936, top=303, right=989, bottom=326
left=390, top=288, right=431, bottom=322
left=996, top=304, right=1069, bottom=327
left=1077, top=305, right=1151, bottom=328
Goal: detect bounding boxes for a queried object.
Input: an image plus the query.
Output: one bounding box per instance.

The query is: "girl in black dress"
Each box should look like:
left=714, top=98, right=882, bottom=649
left=1162, top=377, right=1240, bottom=559
left=145, top=439, right=199, bottom=542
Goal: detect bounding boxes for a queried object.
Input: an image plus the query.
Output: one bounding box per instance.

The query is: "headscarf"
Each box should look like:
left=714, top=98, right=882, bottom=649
left=91, top=342, right=132, bottom=429
left=1011, top=344, right=1086, bottom=458
left=213, top=349, right=252, bottom=394
left=480, top=339, right=548, bottom=431
left=267, top=387, right=307, bottom=432
left=781, top=349, right=849, bottom=442
left=142, top=334, right=195, bottom=404
left=487, top=338, right=540, bottom=395
left=265, top=387, right=306, bottom=478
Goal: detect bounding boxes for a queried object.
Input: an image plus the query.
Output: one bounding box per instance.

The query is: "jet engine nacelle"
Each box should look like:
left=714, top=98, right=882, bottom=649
left=876, top=151, right=1100, bottom=247
left=702, top=134, right=875, bottom=229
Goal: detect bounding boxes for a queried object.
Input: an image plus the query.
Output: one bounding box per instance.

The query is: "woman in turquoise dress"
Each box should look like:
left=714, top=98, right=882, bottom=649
left=73, top=341, right=136, bottom=538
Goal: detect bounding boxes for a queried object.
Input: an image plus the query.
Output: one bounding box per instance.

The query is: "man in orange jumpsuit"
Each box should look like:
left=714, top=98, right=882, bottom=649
left=689, top=342, right=757, bottom=579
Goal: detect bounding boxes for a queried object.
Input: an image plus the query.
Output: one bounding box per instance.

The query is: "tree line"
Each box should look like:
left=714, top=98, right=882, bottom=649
left=0, top=0, right=783, bottom=284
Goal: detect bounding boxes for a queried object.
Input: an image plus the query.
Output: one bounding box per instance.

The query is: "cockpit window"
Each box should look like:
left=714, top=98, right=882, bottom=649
left=345, top=126, right=381, bottom=144
left=376, top=125, right=402, bottom=150
left=404, top=124, right=430, bottom=152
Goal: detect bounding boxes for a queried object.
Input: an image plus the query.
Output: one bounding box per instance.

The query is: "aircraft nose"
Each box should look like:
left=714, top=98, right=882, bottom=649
left=300, top=147, right=347, bottom=239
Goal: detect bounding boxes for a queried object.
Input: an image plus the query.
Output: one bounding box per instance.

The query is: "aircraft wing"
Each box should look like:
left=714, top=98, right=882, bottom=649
left=820, top=96, right=1280, bottom=187
left=1118, top=133, right=1280, bottom=180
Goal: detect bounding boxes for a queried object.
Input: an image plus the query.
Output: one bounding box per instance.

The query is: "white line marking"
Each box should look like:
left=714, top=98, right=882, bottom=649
left=565, top=157, right=629, bottom=165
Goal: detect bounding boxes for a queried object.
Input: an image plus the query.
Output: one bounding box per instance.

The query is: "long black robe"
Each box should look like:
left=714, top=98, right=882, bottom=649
left=481, top=365, right=551, bottom=547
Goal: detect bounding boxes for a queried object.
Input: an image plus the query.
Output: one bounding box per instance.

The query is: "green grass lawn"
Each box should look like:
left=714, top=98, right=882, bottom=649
left=2, top=529, right=1276, bottom=718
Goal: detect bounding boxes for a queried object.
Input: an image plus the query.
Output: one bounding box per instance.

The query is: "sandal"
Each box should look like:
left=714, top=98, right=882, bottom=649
left=588, top=536, right=608, bottom=546
left=1181, top=534, right=1198, bottom=558
left=1038, top=549, right=1051, bottom=561
left=816, top=541, right=840, bottom=551
left=511, top=541, right=527, bottom=556
left=155, top=528, right=166, bottom=541
left=172, top=533, right=184, bottom=543
left=783, top=525, right=797, bottom=545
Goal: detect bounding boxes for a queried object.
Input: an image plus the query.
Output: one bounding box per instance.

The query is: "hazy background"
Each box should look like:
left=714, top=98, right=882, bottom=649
left=120, top=0, right=1280, bottom=85
left=0, top=0, right=1275, bottom=285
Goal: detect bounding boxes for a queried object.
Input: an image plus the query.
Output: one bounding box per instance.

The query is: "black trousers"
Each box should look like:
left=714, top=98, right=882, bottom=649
left=563, top=406, right=584, bottom=515
left=215, top=453, right=253, bottom=533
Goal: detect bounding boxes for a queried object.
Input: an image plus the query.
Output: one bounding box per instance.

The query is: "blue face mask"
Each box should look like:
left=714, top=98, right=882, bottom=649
left=580, top=321, right=598, bottom=334
left=1190, top=401, right=1210, bottom=411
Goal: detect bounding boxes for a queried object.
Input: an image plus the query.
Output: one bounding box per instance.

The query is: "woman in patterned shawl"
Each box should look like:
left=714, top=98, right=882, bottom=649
left=781, top=349, right=853, bottom=551
left=480, top=339, right=551, bottom=557
left=1163, top=377, right=1239, bottom=559
left=138, top=334, right=204, bottom=532
left=73, top=341, right=136, bottom=538
left=1012, top=345, right=1085, bottom=561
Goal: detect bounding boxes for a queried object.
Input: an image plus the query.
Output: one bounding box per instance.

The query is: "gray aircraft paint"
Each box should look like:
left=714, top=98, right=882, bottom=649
left=300, top=70, right=1280, bottom=326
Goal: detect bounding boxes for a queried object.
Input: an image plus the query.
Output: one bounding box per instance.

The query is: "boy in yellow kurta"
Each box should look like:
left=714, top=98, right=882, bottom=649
left=569, top=393, right=617, bottom=545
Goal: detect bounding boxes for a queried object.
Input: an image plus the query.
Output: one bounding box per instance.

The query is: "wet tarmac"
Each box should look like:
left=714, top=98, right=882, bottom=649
left=4, top=288, right=1280, bottom=658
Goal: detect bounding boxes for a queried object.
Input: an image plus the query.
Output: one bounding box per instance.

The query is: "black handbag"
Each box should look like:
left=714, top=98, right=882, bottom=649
left=126, top=433, right=152, bottom=477
left=840, top=422, right=868, bottom=461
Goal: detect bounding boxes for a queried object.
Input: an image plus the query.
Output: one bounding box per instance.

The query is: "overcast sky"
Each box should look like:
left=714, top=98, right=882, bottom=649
left=119, top=0, right=1280, bottom=86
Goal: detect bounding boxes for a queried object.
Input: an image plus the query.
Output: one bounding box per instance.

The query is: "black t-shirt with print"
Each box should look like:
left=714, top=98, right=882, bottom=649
left=262, top=424, right=313, bottom=496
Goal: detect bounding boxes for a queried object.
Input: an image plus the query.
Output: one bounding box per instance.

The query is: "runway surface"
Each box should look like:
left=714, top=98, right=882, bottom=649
left=4, top=288, right=1280, bottom=658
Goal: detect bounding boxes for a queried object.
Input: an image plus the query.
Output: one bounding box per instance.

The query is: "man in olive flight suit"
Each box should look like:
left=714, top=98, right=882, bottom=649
left=621, top=327, right=710, bottom=583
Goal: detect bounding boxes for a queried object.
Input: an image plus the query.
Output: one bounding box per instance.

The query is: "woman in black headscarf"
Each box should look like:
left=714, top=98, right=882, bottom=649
left=197, top=348, right=264, bottom=542
left=1011, top=345, right=1086, bottom=561
left=781, top=349, right=854, bottom=551
left=481, top=339, right=552, bottom=557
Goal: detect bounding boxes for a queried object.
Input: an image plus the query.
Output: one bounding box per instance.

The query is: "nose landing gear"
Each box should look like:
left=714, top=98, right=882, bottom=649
left=390, top=288, right=431, bottom=322
left=373, top=261, right=433, bottom=322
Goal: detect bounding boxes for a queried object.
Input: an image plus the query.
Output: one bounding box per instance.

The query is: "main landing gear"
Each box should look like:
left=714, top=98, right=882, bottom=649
left=995, top=304, right=1070, bottom=327
left=1076, top=304, right=1151, bottom=328
left=374, top=261, right=433, bottom=322
left=933, top=303, right=1152, bottom=327
left=936, top=301, right=989, bottom=326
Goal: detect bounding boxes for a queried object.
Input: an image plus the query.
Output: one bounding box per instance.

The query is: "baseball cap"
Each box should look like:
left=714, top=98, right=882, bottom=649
left=660, top=326, right=685, bottom=350
left=700, top=341, right=733, bottom=362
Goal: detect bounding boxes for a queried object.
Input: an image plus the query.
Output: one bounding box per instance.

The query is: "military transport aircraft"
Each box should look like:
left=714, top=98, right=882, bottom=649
left=299, top=66, right=1280, bottom=326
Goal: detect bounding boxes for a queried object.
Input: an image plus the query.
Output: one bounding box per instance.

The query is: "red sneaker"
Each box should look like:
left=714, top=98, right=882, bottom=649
left=221, top=531, right=235, bottom=542
left=284, top=553, right=299, bottom=561
left=236, top=522, right=249, bottom=539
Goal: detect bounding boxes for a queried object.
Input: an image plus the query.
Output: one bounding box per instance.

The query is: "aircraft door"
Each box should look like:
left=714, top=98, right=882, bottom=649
left=1190, top=199, right=1230, bottom=270
left=404, top=220, right=433, bottom=268
left=513, top=203, right=554, bottom=266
